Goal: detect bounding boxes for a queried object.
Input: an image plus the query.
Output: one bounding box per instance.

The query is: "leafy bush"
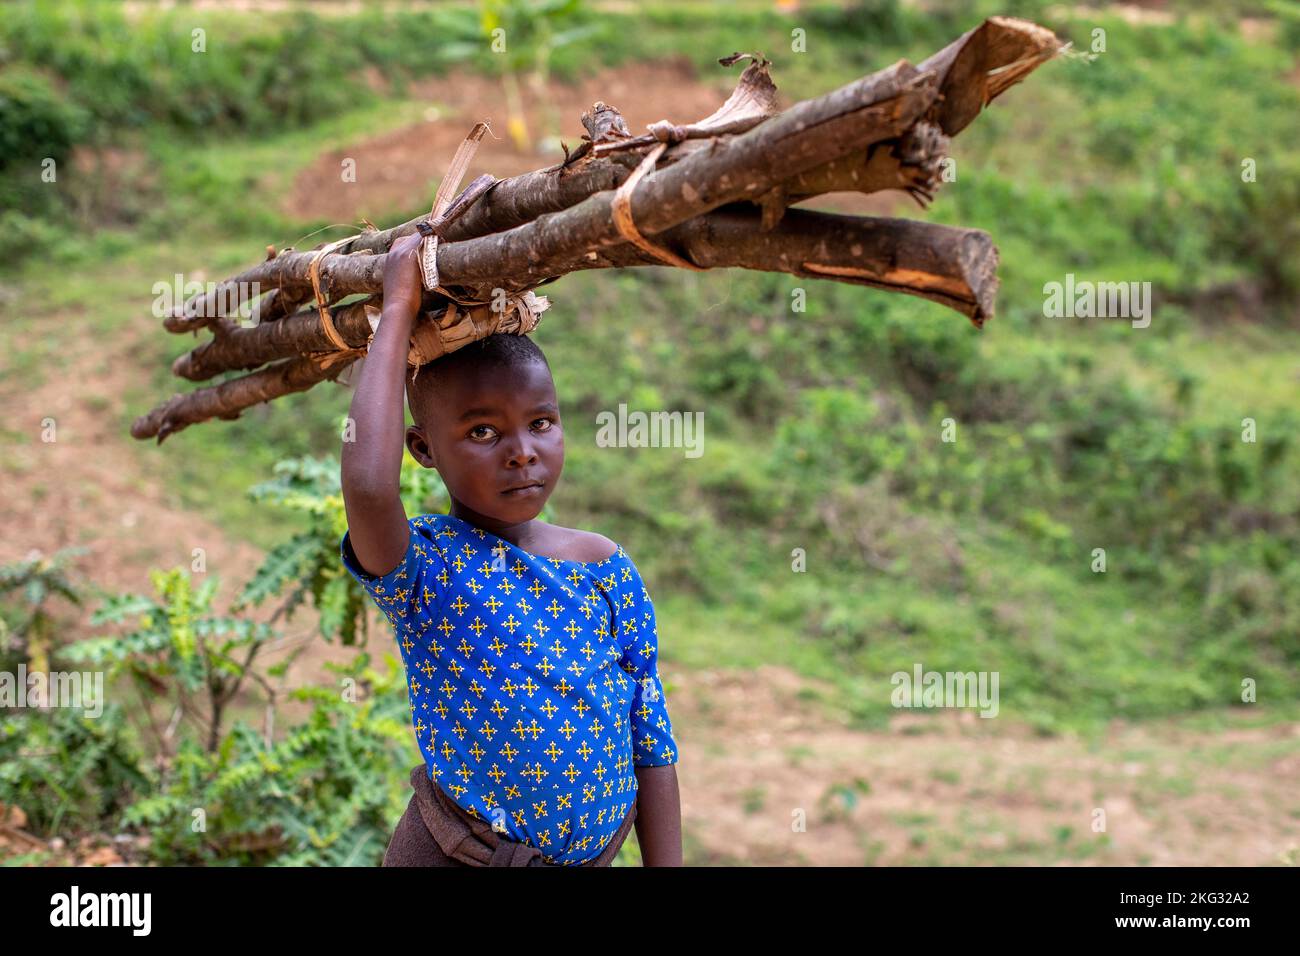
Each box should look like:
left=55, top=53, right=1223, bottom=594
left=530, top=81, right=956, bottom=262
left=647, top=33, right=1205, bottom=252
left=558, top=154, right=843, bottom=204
left=235, top=453, right=447, bottom=644
left=119, top=654, right=412, bottom=866
left=0, top=704, right=149, bottom=837
left=0, top=0, right=483, bottom=145
left=0, top=68, right=91, bottom=172
left=0, top=547, right=86, bottom=674
left=17, top=551, right=420, bottom=865
left=68, top=568, right=279, bottom=753
left=0, top=453, right=449, bottom=863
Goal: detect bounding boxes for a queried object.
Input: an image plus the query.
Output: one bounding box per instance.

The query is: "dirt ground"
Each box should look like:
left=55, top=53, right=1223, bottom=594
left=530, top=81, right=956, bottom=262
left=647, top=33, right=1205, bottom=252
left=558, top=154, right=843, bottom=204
left=284, top=58, right=904, bottom=226
left=670, top=666, right=1299, bottom=866
left=0, top=327, right=341, bottom=693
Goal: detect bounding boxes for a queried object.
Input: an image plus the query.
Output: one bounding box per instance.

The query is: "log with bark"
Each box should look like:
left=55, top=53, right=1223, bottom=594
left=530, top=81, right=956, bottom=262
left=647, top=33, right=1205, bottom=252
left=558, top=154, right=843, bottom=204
left=132, top=16, right=1063, bottom=442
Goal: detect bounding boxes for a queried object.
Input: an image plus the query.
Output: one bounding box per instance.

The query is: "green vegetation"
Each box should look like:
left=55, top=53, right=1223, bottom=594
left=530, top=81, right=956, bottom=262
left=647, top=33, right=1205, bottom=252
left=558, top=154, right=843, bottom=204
left=1, top=0, right=1297, bottom=863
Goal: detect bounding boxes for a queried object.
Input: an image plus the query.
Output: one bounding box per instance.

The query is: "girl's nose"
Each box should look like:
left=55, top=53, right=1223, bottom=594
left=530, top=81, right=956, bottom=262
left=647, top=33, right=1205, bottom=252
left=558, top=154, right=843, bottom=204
left=504, top=436, right=539, bottom=467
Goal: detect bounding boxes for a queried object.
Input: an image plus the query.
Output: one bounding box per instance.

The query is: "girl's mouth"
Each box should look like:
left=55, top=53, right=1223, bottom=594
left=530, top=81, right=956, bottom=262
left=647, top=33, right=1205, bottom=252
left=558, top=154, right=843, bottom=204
left=502, top=481, right=545, bottom=497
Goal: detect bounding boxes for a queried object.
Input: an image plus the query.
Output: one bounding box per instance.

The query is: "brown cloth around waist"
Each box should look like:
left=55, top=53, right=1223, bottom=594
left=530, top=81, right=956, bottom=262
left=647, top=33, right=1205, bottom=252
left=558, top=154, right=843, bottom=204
left=382, top=764, right=637, bottom=867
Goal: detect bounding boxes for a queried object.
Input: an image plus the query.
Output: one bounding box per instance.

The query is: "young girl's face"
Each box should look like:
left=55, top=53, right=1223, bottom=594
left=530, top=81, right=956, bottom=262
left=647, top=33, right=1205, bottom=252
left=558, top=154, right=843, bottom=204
left=406, top=359, right=564, bottom=528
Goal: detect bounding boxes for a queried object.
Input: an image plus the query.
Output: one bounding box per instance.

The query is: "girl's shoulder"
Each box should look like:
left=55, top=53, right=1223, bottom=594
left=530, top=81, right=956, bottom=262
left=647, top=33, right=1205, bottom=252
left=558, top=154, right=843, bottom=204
left=535, top=520, right=619, bottom=565
left=421, top=513, right=620, bottom=566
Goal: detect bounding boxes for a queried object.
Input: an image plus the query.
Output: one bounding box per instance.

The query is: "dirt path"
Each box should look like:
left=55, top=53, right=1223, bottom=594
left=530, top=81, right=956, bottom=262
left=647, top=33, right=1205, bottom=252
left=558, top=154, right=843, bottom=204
left=1, top=343, right=262, bottom=597
left=0, top=323, right=375, bottom=696
left=670, top=666, right=1300, bottom=866
left=285, top=58, right=904, bottom=226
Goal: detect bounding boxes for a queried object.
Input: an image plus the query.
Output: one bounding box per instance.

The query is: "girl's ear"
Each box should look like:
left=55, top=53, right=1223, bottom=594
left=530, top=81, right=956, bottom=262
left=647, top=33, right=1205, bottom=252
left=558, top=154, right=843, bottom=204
left=406, top=425, right=437, bottom=469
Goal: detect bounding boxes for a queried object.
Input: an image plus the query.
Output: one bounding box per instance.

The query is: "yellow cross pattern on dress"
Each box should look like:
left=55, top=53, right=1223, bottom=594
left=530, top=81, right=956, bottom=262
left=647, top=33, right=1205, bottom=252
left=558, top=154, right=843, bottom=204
left=341, top=512, right=678, bottom=865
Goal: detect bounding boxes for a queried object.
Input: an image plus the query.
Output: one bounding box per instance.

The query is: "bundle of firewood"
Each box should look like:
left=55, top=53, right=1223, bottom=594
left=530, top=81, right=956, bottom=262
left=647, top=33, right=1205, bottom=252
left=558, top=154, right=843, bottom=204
left=132, top=17, right=1062, bottom=443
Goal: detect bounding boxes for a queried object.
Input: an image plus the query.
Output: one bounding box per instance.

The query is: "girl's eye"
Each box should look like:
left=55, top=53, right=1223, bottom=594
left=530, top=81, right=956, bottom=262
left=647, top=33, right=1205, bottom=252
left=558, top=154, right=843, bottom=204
left=532, top=418, right=553, bottom=432
left=468, top=425, right=496, bottom=441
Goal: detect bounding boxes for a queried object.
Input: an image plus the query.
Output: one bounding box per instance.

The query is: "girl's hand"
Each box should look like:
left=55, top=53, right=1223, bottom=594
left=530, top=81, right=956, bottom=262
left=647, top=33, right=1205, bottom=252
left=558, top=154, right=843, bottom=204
left=382, top=232, right=426, bottom=322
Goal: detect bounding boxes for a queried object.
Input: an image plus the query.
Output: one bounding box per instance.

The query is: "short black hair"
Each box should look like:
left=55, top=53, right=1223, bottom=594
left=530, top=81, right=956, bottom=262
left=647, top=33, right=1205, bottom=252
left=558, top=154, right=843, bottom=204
left=406, top=332, right=550, bottom=427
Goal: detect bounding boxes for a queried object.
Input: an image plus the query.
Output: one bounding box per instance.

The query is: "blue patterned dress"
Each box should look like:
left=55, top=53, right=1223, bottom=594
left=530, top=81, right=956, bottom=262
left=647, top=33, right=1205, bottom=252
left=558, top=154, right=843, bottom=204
left=341, top=513, right=678, bottom=865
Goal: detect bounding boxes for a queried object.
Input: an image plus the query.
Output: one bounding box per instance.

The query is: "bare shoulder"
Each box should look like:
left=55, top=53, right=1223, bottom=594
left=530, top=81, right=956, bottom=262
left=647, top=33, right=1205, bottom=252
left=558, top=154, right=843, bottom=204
left=538, top=521, right=618, bottom=563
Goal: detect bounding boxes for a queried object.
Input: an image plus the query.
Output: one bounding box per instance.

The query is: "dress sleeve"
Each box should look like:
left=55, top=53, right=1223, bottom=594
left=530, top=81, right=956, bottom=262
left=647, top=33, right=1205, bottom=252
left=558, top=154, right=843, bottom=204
left=613, top=553, right=679, bottom=768
left=340, top=515, right=448, bottom=633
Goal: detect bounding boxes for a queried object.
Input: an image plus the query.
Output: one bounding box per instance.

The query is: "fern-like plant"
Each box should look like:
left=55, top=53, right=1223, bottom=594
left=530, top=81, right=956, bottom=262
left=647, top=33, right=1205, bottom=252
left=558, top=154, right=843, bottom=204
left=117, top=652, right=413, bottom=866
left=235, top=453, right=446, bottom=645
left=0, top=546, right=87, bottom=673
left=66, top=569, right=277, bottom=754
